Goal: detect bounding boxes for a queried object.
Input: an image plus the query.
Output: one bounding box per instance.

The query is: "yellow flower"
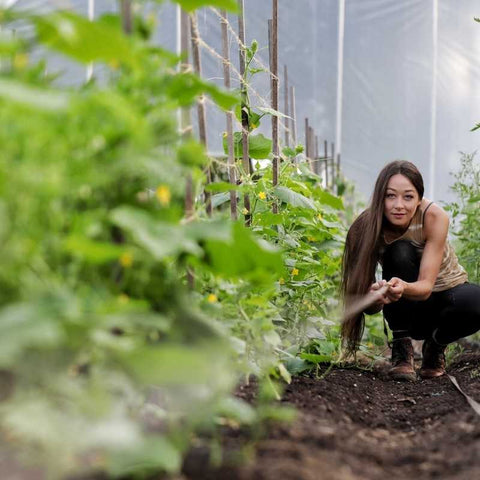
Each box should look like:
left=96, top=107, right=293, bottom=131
left=207, top=293, right=218, bottom=303
left=156, top=185, right=171, bottom=206
left=109, top=59, right=119, bottom=70
left=119, top=252, right=133, bottom=268
left=241, top=207, right=249, bottom=215
left=258, top=191, right=267, bottom=200
left=317, top=213, right=323, bottom=221
left=13, top=53, right=28, bottom=70
left=291, top=268, right=299, bottom=277
left=118, top=293, right=130, bottom=304
left=308, top=236, right=315, bottom=242
left=279, top=277, right=285, bottom=285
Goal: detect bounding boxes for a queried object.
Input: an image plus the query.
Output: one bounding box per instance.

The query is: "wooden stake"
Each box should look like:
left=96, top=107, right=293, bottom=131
left=336, top=152, right=341, bottom=194
left=315, top=135, right=319, bottom=175
left=284, top=65, right=290, bottom=147
left=190, top=13, right=212, bottom=217
left=331, top=142, right=335, bottom=192
left=180, top=9, right=194, bottom=220
left=324, top=140, right=328, bottom=189
left=290, top=86, right=297, bottom=146
left=120, top=0, right=132, bottom=35
left=221, top=10, right=237, bottom=220
left=238, top=0, right=251, bottom=225
left=270, top=0, right=279, bottom=213
left=180, top=8, right=194, bottom=289
left=268, top=19, right=273, bottom=94
left=325, top=140, right=330, bottom=189
left=308, top=127, right=314, bottom=172
left=305, top=117, right=310, bottom=161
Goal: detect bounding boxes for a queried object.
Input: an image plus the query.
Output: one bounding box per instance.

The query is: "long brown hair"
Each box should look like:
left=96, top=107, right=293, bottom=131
left=341, top=160, right=424, bottom=354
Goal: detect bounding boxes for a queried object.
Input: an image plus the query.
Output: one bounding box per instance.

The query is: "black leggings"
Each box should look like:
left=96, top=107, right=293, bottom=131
left=382, top=241, right=480, bottom=344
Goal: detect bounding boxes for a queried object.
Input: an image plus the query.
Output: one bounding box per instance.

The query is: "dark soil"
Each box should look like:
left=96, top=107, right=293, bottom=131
left=183, top=350, right=480, bottom=480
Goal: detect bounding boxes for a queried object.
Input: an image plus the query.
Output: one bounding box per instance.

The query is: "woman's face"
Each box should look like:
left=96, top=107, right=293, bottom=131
left=383, top=174, right=421, bottom=229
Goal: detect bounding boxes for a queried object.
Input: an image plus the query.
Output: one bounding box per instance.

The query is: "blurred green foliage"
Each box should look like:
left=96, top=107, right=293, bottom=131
left=446, top=152, right=480, bottom=283
left=0, top=2, right=347, bottom=478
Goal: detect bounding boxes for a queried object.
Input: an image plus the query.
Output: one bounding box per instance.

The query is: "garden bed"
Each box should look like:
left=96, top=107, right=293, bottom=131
left=184, top=350, right=480, bottom=480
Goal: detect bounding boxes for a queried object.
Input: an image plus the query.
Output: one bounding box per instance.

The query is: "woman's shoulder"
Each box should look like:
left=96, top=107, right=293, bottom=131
left=421, top=199, right=448, bottom=223
left=422, top=199, right=449, bottom=240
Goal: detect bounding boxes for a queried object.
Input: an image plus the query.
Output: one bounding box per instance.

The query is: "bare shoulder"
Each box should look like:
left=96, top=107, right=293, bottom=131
left=422, top=200, right=449, bottom=223
left=422, top=199, right=449, bottom=239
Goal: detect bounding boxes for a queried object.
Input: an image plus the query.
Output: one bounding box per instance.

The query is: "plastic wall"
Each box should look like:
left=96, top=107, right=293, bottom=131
left=11, top=0, right=480, bottom=203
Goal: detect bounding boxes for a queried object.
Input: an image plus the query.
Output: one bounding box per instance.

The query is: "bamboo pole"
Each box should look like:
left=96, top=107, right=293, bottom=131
left=221, top=10, right=237, bottom=220
left=238, top=0, right=251, bottom=225
left=315, top=135, right=319, bottom=175
left=190, top=13, right=212, bottom=217
left=270, top=0, right=279, bottom=213
left=284, top=65, right=290, bottom=148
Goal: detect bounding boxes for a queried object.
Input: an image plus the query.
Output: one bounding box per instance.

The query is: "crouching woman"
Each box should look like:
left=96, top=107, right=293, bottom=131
left=341, top=160, right=480, bottom=381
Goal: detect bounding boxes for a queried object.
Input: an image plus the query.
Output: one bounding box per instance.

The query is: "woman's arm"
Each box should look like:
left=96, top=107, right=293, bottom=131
left=388, top=204, right=449, bottom=301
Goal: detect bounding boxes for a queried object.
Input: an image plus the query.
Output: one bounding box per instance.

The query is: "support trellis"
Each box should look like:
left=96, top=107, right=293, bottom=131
left=117, top=1, right=343, bottom=220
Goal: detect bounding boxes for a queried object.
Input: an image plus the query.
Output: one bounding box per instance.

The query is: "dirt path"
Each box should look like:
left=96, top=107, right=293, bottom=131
left=183, top=351, right=480, bottom=480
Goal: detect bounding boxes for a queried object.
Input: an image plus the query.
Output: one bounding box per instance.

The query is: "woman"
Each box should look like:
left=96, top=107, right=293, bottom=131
left=341, top=160, right=480, bottom=381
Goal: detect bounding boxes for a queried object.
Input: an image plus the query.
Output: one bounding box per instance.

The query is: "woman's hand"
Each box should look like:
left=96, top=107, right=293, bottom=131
left=368, top=280, right=391, bottom=308
left=384, top=277, right=405, bottom=303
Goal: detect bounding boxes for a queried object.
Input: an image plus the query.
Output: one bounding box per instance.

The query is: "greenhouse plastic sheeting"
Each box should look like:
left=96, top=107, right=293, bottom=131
left=11, top=0, right=480, bottom=203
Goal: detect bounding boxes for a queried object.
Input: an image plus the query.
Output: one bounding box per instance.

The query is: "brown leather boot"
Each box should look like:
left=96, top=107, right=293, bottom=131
left=419, top=338, right=446, bottom=379
left=389, top=337, right=416, bottom=382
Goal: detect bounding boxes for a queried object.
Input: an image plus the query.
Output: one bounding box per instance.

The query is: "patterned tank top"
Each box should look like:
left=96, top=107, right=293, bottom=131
left=380, top=202, right=468, bottom=292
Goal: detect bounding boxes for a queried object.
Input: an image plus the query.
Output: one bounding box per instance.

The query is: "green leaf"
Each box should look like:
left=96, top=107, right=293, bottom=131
left=211, top=191, right=232, bottom=208
left=222, top=132, right=272, bottom=160
left=0, top=303, right=63, bottom=367
left=64, top=236, right=125, bottom=264
left=284, top=357, right=310, bottom=375
left=110, top=207, right=202, bottom=260
left=0, top=78, right=69, bottom=111
left=107, top=437, right=181, bottom=476
left=248, top=133, right=272, bottom=159
left=171, top=0, right=239, bottom=13
left=282, top=146, right=297, bottom=158
left=166, top=72, right=238, bottom=111
left=34, top=11, right=137, bottom=67
left=315, top=189, right=344, bottom=210
left=217, top=397, right=256, bottom=425
left=177, top=139, right=208, bottom=167
left=205, top=182, right=240, bottom=193
left=248, top=67, right=266, bottom=75
left=203, top=82, right=239, bottom=111
left=273, top=186, right=315, bottom=209
left=249, top=111, right=262, bottom=130
left=299, top=353, right=332, bottom=364
left=204, top=222, right=285, bottom=284
left=120, top=343, right=229, bottom=385
left=277, top=363, right=292, bottom=384
left=471, top=123, right=480, bottom=132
